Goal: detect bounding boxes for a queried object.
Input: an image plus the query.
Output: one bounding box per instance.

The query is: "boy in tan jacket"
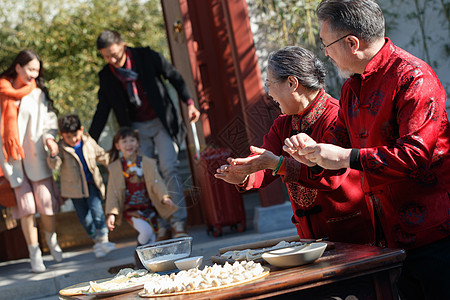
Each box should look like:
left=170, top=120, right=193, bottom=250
left=47, top=114, right=115, bottom=258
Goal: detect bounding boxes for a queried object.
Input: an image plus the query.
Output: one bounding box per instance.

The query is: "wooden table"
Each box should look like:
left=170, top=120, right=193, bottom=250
left=60, top=242, right=405, bottom=300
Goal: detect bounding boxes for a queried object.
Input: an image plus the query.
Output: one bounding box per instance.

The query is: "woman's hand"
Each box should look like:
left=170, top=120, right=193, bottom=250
left=106, top=214, right=116, bottom=231
left=46, top=138, right=59, bottom=157
left=214, top=163, right=249, bottom=184
left=215, top=146, right=283, bottom=184
left=228, top=146, right=280, bottom=174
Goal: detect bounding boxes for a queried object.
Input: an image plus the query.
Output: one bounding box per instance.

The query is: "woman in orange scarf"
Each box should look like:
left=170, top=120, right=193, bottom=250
left=0, top=50, right=63, bottom=273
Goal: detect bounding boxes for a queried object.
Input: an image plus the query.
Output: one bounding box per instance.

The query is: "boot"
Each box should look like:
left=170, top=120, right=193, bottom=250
left=45, top=231, right=63, bottom=262
left=28, top=244, right=46, bottom=273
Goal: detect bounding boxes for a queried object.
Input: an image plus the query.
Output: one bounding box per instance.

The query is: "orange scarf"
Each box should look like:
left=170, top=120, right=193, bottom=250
left=0, top=77, right=36, bottom=161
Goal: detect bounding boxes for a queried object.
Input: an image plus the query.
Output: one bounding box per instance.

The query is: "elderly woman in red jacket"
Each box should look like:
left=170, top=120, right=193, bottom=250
left=215, top=46, right=374, bottom=245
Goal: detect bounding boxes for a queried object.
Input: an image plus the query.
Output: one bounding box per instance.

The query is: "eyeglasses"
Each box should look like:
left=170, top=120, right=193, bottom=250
left=109, top=48, right=126, bottom=62
left=102, top=45, right=126, bottom=64
left=320, top=34, right=352, bottom=51
left=265, top=78, right=282, bottom=88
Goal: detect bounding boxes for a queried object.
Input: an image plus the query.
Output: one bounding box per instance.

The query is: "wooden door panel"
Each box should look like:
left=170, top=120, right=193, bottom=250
left=162, top=0, right=286, bottom=208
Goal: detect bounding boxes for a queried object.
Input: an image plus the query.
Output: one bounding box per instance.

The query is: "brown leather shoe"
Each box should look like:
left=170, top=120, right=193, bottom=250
left=156, top=227, right=171, bottom=242
left=171, top=222, right=189, bottom=239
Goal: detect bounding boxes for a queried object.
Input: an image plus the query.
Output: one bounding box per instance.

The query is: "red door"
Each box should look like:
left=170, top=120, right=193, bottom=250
left=161, top=0, right=285, bottom=210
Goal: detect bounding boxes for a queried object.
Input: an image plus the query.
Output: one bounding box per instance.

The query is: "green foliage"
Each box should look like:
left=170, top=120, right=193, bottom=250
left=251, top=0, right=320, bottom=48
left=0, top=0, right=168, bottom=130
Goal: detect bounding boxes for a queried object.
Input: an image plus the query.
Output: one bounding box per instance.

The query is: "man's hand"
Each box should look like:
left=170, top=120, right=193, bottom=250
left=284, top=133, right=351, bottom=170
left=283, top=133, right=317, bottom=166
left=187, top=104, right=200, bottom=123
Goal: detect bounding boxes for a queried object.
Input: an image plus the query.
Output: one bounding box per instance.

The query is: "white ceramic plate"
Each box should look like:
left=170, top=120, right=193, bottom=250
left=142, top=253, right=189, bottom=272
left=175, top=256, right=203, bottom=270
left=261, top=242, right=327, bottom=268
left=138, top=268, right=270, bottom=298
left=60, top=278, right=144, bottom=297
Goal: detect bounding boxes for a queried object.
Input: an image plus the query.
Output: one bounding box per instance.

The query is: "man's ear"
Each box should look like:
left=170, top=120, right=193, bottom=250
left=347, top=35, right=360, bottom=54
left=80, top=125, right=84, bottom=132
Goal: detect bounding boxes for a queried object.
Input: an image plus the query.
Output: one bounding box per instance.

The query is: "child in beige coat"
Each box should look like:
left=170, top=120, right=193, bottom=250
left=105, top=127, right=178, bottom=266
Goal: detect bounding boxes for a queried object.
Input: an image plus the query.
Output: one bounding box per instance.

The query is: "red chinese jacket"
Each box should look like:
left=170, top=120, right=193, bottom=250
left=325, top=38, right=450, bottom=250
left=243, top=90, right=375, bottom=245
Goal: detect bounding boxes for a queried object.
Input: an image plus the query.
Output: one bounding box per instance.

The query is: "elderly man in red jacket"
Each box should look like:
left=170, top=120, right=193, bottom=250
left=284, top=1, right=449, bottom=299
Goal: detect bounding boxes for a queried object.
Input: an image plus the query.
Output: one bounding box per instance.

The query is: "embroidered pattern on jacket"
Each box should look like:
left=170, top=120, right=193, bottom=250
left=399, top=203, right=427, bottom=226
left=291, top=92, right=328, bottom=133
left=380, top=121, right=397, bottom=147
left=288, top=92, right=329, bottom=208
left=367, top=90, right=384, bottom=116
left=348, top=94, right=359, bottom=118
left=287, top=182, right=318, bottom=209
left=393, top=224, right=416, bottom=246
left=363, top=150, right=386, bottom=173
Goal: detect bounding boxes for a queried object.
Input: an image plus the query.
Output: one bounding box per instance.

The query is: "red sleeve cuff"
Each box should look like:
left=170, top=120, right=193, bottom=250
left=186, top=98, right=194, bottom=106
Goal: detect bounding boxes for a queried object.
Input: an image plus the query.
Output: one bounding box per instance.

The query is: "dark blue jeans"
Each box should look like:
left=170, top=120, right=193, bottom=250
left=71, top=183, right=108, bottom=240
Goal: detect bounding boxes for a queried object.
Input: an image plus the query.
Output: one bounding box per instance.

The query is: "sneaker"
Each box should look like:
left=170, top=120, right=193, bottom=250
left=93, top=243, right=106, bottom=258
left=171, top=222, right=188, bottom=239
left=156, top=227, right=171, bottom=242
left=100, top=241, right=116, bottom=254
left=93, top=242, right=116, bottom=258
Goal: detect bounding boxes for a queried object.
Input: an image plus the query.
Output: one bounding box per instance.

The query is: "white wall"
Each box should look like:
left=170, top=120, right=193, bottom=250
left=379, top=0, right=450, bottom=113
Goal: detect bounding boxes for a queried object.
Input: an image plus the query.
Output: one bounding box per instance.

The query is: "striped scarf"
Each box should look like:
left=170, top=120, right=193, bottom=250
left=109, top=48, right=142, bottom=107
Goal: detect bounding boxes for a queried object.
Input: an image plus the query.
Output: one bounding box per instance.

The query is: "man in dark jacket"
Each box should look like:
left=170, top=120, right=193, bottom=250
left=89, top=30, right=200, bottom=240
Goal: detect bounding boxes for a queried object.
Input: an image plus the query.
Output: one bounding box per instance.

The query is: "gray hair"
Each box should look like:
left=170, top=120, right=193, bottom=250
left=97, top=30, right=123, bottom=50
left=268, top=46, right=327, bottom=91
left=317, top=0, right=385, bottom=43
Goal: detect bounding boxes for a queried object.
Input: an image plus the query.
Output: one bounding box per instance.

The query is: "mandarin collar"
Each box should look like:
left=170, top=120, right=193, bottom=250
left=358, top=37, right=394, bottom=81
left=296, top=89, right=325, bottom=119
